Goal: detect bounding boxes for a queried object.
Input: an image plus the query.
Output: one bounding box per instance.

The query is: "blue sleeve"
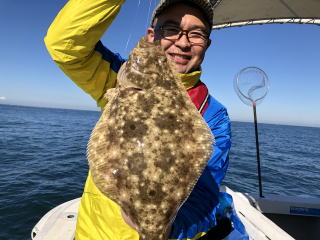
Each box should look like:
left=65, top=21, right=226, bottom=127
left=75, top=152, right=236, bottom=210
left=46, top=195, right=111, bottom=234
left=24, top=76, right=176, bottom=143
left=169, top=96, right=232, bottom=239
left=203, top=96, right=231, bottom=186
left=94, top=41, right=127, bottom=73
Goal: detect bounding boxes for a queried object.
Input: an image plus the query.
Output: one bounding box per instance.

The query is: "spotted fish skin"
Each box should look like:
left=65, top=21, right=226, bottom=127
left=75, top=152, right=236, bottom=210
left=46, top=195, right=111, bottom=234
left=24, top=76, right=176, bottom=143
left=87, top=37, right=214, bottom=240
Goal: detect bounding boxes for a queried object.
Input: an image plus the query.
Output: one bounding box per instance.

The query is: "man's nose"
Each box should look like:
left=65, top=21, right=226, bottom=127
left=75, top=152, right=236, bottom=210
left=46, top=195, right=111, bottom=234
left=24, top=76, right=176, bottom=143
left=174, top=33, right=191, bottom=49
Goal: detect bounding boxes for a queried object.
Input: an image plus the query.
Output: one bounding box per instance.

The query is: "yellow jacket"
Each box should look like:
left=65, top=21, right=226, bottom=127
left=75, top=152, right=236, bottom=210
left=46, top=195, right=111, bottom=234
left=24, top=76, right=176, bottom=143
left=44, top=1, right=203, bottom=239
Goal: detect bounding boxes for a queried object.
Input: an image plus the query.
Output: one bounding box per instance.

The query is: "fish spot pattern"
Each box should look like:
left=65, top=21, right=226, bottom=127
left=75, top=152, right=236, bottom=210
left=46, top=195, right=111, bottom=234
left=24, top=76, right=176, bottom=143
left=87, top=37, right=214, bottom=240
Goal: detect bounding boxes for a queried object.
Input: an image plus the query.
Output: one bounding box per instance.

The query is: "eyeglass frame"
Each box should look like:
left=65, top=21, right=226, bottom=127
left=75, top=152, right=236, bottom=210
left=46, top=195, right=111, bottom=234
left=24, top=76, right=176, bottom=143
left=154, top=25, right=211, bottom=46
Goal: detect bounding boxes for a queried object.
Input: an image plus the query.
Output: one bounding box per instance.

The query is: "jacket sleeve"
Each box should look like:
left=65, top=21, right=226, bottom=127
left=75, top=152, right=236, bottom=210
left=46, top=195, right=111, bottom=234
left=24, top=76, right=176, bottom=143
left=204, top=96, right=231, bottom=186
left=44, top=0, right=126, bottom=108
left=169, top=96, right=232, bottom=239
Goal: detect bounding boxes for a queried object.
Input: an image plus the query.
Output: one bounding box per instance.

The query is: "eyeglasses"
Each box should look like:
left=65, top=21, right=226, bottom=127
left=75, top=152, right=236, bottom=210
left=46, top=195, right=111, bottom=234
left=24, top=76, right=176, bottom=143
left=155, top=25, right=210, bottom=45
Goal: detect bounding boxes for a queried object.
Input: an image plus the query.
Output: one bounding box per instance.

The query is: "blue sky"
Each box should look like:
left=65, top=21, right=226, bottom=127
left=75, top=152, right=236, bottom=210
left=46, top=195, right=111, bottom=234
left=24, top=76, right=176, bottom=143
left=1, top=0, right=319, bottom=127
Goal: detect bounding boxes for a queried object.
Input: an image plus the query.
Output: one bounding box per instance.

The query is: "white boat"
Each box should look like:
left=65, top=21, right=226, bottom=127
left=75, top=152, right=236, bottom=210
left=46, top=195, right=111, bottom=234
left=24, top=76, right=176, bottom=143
left=31, top=198, right=80, bottom=240
left=221, top=186, right=320, bottom=239
left=31, top=186, right=320, bottom=239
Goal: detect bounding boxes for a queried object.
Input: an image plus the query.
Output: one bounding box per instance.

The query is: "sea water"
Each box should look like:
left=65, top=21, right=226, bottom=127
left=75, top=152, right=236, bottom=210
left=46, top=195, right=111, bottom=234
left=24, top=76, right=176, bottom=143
left=0, top=104, right=319, bottom=239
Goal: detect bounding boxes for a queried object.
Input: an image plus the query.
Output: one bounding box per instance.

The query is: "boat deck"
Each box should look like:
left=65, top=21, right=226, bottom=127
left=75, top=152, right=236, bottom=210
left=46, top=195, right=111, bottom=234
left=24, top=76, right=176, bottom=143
left=31, top=186, right=320, bottom=239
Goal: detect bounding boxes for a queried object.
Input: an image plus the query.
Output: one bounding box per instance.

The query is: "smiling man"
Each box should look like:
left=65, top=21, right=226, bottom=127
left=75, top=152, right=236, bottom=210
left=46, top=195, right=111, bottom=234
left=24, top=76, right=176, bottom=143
left=148, top=2, right=212, bottom=74
left=45, top=0, right=247, bottom=239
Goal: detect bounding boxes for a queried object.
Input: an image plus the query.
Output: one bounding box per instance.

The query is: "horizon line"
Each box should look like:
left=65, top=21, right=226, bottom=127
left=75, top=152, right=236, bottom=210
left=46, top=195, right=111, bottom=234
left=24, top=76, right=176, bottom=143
left=1, top=102, right=319, bottom=129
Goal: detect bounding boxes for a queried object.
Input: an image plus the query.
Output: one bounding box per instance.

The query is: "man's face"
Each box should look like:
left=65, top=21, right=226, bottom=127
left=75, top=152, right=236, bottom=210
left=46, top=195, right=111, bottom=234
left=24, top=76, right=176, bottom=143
left=147, top=3, right=211, bottom=74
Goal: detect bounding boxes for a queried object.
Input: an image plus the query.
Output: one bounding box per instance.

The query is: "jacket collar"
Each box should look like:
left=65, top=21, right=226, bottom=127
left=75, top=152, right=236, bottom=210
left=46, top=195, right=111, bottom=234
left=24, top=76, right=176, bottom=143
left=178, top=69, right=201, bottom=90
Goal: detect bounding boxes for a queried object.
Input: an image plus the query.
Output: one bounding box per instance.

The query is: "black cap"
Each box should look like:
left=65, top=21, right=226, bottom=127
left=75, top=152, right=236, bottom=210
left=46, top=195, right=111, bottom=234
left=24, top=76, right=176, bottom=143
left=151, top=0, right=216, bottom=29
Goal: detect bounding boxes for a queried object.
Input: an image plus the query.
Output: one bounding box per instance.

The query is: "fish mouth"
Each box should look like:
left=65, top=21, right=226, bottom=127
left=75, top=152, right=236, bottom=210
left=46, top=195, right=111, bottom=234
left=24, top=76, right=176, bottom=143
left=124, top=87, right=143, bottom=91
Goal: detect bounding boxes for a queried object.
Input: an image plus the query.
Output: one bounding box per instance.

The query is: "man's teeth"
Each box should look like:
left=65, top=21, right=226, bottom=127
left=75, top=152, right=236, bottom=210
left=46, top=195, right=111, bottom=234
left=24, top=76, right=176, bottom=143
left=172, top=54, right=189, bottom=60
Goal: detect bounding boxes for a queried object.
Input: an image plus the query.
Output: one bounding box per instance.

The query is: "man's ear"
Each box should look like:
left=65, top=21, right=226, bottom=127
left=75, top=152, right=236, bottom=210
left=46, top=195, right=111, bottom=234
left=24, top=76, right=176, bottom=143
left=146, top=27, right=155, bottom=42
left=206, top=38, right=212, bottom=49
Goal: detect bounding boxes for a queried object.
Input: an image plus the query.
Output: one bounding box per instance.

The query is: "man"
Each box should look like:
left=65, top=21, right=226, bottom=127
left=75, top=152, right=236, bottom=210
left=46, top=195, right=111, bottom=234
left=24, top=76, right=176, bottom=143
left=45, top=0, right=247, bottom=239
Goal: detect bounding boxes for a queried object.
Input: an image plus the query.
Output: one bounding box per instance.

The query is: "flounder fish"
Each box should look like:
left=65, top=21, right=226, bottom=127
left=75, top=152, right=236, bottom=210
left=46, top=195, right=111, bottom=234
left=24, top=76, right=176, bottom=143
left=87, top=37, right=214, bottom=240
